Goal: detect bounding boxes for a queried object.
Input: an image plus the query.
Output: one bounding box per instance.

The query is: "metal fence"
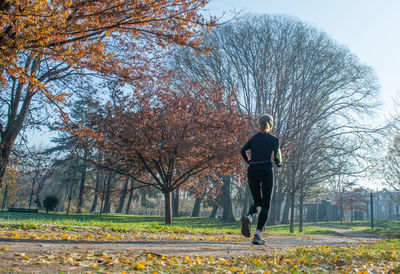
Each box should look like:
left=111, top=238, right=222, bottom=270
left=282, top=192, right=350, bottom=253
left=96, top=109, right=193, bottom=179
left=303, top=190, right=400, bottom=230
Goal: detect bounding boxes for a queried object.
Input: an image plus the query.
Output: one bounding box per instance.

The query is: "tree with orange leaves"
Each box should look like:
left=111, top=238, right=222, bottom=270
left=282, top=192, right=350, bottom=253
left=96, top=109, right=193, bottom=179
left=72, top=75, right=246, bottom=225
left=0, top=0, right=214, bottom=189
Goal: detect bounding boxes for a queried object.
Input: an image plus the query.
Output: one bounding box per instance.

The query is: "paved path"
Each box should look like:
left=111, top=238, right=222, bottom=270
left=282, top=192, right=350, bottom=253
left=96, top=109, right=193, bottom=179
left=0, top=227, right=386, bottom=272
left=0, top=229, right=384, bottom=258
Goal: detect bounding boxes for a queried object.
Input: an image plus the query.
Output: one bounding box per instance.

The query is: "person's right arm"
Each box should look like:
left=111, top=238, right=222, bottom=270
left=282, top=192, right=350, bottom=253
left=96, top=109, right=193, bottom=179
left=240, top=139, right=251, bottom=164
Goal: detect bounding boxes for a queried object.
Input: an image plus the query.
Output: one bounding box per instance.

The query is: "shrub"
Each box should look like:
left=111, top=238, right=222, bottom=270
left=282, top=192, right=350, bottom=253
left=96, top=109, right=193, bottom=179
left=43, top=195, right=59, bottom=212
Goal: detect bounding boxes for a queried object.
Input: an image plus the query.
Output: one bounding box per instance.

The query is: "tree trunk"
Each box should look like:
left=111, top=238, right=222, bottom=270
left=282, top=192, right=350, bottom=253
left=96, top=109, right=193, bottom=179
left=266, top=188, right=277, bottom=226
left=275, top=195, right=283, bottom=224
left=172, top=188, right=180, bottom=217
left=191, top=197, right=202, bottom=217
left=298, top=192, right=304, bottom=233
left=0, top=55, right=38, bottom=189
left=125, top=180, right=135, bottom=214
left=241, top=185, right=250, bottom=217
left=99, top=175, right=106, bottom=215
left=116, top=177, right=129, bottom=213
left=89, top=168, right=102, bottom=213
left=35, top=193, right=41, bottom=210
left=28, top=183, right=34, bottom=209
left=164, top=190, right=172, bottom=225
left=1, top=184, right=8, bottom=210
left=66, top=191, right=72, bottom=216
left=340, top=191, right=343, bottom=224
left=66, top=179, right=74, bottom=216
left=281, top=193, right=290, bottom=224
left=209, top=203, right=218, bottom=218
left=289, top=192, right=295, bottom=233
left=102, top=173, right=112, bottom=213
left=0, top=145, right=12, bottom=190
left=221, top=176, right=236, bottom=222
left=66, top=166, right=78, bottom=216
left=351, top=195, right=354, bottom=221
left=76, top=154, right=88, bottom=213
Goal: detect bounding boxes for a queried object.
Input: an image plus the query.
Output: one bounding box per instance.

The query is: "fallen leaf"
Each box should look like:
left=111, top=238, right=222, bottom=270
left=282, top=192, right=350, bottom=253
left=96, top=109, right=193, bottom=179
left=66, top=257, right=74, bottom=263
left=134, top=262, right=146, bottom=270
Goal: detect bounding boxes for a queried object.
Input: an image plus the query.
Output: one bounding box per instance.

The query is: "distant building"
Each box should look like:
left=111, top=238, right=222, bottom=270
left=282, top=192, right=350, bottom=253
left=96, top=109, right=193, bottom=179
left=304, top=199, right=341, bottom=222
left=304, top=189, right=400, bottom=222
left=373, top=189, right=400, bottom=220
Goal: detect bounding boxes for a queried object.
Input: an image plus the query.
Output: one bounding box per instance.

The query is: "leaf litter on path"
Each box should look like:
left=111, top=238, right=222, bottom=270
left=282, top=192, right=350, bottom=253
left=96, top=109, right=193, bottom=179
left=0, top=226, right=396, bottom=273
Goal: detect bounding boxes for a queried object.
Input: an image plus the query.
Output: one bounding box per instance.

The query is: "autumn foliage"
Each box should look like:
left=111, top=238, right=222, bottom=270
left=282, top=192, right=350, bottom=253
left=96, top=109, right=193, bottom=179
left=0, top=0, right=213, bottom=84
left=70, top=74, right=247, bottom=224
left=0, top=0, right=214, bottom=188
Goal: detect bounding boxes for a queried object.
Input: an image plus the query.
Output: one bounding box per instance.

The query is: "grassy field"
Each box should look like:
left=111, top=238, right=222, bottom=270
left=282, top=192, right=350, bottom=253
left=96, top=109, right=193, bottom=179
left=3, top=211, right=399, bottom=236
left=320, top=220, right=400, bottom=237
left=0, top=211, right=337, bottom=235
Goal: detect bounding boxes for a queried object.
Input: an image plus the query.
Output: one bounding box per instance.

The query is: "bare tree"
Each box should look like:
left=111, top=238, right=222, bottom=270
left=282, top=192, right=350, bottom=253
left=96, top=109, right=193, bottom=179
left=384, top=135, right=400, bottom=191
left=174, top=14, right=379, bottom=231
left=381, top=95, right=400, bottom=191
left=19, top=149, right=55, bottom=209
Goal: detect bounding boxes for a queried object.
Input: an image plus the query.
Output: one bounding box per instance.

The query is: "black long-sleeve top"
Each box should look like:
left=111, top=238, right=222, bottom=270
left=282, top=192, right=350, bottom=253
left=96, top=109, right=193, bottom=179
left=241, top=132, right=281, bottom=167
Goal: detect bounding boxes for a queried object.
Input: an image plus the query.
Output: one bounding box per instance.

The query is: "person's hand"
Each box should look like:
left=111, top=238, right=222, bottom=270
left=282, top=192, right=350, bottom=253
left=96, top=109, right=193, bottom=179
left=274, top=158, right=282, bottom=167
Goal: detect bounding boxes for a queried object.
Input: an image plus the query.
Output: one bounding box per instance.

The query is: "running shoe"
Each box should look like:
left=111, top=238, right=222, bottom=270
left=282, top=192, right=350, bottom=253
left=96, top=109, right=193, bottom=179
left=252, top=233, right=265, bottom=245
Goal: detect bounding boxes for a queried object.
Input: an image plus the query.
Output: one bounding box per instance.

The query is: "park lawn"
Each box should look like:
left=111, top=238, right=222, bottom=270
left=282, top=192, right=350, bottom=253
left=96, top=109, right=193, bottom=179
left=320, top=220, right=400, bottom=237
left=0, top=211, right=338, bottom=236
left=264, top=224, right=338, bottom=235
left=259, top=239, right=400, bottom=273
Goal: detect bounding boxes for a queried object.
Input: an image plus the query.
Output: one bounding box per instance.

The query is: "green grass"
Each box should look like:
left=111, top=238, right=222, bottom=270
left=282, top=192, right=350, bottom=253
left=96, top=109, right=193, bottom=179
left=0, top=211, right=240, bottom=234
left=320, top=220, right=400, bottom=237
left=0, top=211, right=339, bottom=235
left=264, top=224, right=339, bottom=235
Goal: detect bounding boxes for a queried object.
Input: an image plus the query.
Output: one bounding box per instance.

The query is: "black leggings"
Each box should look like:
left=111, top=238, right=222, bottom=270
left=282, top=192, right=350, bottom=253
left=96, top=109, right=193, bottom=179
left=247, top=164, right=274, bottom=231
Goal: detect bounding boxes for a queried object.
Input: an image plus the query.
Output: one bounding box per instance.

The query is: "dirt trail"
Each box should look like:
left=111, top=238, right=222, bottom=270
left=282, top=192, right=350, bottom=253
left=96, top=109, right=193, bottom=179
left=0, top=228, right=383, bottom=258
left=0, top=227, right=386, bottom=272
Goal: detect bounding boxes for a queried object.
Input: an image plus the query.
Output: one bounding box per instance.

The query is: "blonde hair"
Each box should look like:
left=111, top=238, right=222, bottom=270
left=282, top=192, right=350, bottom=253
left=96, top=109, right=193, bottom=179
left=259, top=114, right=273, bottom=133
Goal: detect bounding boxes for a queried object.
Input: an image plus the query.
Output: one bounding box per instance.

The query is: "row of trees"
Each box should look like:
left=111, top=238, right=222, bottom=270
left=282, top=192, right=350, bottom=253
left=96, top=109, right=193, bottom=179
left=1, top=1, right=383, bottom=230
left=2, top=145, right=249, bottom=220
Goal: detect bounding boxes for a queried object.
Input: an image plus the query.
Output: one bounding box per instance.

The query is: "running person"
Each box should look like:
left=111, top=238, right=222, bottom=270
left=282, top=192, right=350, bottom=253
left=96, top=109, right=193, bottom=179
left=240, top=114, right=282, bottom=245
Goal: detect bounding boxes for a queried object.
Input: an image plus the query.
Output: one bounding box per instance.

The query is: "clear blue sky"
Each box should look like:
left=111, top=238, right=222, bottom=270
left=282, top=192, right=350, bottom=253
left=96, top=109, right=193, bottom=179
left=206, top=0, right=400, bottom=117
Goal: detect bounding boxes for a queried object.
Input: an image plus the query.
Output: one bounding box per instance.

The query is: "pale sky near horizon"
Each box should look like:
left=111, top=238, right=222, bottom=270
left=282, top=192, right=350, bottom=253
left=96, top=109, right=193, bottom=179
left=206, top=0, right=400, bottom=119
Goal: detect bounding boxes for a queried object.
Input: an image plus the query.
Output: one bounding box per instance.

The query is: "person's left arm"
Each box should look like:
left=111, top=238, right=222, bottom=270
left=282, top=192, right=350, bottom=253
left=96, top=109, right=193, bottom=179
left=273, top=137, right=282, bottom=167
